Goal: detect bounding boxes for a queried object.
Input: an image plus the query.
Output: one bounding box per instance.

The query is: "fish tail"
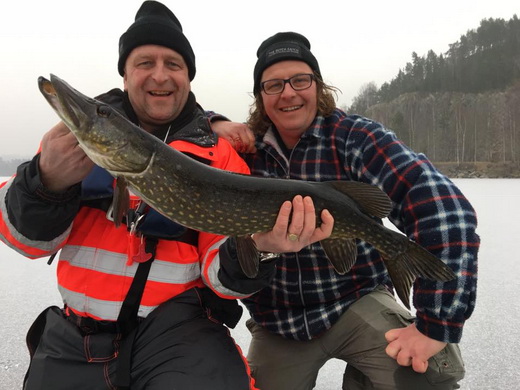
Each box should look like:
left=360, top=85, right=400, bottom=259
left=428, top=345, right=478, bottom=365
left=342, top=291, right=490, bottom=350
left=384, top=241, right=456, bottom=309
left=405, top=241, right=456, bottom=281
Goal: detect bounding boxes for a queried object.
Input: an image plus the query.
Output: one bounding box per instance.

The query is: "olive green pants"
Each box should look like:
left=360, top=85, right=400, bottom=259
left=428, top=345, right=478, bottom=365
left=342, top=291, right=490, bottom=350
left=246, top=286, right=464, bottom=390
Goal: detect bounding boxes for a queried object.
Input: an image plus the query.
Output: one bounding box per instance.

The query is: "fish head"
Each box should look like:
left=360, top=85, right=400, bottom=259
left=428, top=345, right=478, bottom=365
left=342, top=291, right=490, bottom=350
left=38, top=74, right=155, bottom=174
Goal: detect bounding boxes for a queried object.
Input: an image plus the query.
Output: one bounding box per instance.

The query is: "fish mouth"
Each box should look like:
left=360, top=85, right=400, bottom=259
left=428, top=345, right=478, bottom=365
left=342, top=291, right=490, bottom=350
left=38, top=76, right=81, bottom=129
left=38, top=74, right=148, bottom=173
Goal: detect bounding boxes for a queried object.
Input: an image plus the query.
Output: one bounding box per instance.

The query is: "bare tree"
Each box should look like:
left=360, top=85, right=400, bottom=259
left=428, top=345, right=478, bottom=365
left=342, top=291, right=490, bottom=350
left=350, top=82, right=379, bottom=115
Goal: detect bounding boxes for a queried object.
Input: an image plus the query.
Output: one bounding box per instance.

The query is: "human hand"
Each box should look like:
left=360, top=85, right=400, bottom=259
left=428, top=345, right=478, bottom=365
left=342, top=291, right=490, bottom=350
left=385, top=323, right=447, bottom=373
left=252, top=195, right=334, bottom=253
left=39, top=122, right=94, bottom=192
left=211, top=121, right=256, bottom=153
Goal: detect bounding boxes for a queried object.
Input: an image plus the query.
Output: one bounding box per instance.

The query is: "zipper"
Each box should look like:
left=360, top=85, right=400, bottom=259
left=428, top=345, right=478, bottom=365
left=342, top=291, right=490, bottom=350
left=264, top=137, right=311, bottom=337
left=295, top=251, right=311, bottom=338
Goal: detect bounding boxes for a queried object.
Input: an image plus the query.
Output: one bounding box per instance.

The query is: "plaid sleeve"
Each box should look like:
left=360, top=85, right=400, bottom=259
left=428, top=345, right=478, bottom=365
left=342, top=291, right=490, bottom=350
left=345, top=117, right=479, bottom=343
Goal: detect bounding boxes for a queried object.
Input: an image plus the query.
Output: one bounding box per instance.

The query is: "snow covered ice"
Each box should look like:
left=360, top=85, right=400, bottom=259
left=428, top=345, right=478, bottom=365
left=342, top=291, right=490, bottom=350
left=1, top=178, right=519, bottom=389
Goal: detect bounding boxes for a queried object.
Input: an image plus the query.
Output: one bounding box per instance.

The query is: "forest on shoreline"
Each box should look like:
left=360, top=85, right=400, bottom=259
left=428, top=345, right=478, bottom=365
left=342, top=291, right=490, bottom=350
left=346, top=15, right=520, bottom=177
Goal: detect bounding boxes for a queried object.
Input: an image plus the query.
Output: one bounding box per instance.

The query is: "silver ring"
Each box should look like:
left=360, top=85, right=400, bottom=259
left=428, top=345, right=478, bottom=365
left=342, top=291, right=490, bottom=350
left=287, top=233, right=299, bottom=242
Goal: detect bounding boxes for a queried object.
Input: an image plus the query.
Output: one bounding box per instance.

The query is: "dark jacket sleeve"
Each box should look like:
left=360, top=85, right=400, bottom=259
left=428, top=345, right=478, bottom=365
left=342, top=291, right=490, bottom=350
left=217, top=237, right=276, bottom=295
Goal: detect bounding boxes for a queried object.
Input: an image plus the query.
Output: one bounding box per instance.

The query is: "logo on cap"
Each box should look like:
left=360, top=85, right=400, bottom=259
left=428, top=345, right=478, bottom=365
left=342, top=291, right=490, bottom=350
left=266, top=45, right=301, bottom=59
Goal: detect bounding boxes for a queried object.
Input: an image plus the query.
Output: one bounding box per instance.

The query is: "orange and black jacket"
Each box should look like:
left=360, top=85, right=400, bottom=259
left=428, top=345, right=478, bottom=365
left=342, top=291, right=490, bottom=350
left=0, top=89, right=274, bottom=321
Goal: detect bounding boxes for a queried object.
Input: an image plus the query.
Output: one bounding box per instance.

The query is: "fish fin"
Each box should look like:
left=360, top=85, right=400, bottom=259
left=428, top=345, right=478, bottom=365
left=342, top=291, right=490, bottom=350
left=112, top=177, right=130, bottom=228
left=321, top=238, right=358, bottom=275
left=384, top=241, right=456, bottom=310
left=404, top=241, right=456, bottom=281
left=385, top=256, right=415, bottom=310
left=326, top=181, right=392, bottom=218
left=235, top=235, right=260, bottom=278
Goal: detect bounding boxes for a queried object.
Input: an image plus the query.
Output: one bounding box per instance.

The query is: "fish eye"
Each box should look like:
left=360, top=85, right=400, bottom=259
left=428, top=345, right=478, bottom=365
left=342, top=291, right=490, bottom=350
left=97, top=105, right=111, bottom=118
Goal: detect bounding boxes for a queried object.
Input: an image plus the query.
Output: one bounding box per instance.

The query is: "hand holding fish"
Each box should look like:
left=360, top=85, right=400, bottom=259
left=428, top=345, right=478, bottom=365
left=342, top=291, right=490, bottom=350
left=39, top=122, right=94, bottom=192
left=252, top=195, right=334, bottom=253
left=385, top=323, right=447, bottom=373
left=211, top=120, right=256, bottom=153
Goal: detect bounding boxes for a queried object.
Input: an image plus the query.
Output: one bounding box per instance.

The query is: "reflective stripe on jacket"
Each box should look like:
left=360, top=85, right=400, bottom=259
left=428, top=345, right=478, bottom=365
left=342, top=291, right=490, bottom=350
left=0, top=119, right=251, bottom=321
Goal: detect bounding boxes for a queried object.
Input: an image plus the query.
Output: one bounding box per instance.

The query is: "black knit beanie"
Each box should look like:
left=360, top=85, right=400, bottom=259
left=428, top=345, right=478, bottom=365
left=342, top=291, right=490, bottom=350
left=253, top=32, right=321, bottom=94
left=118, top=1, right=196, bottom=80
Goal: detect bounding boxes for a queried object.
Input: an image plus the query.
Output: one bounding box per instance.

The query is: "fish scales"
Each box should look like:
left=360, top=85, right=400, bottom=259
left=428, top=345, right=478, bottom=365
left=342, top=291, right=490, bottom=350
left=38, top=74, right=456, bottom=309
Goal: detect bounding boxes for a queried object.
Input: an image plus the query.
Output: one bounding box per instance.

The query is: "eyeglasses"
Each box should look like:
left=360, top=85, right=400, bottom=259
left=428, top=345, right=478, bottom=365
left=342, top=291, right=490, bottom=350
left=260, top=73, right=315, bottom=95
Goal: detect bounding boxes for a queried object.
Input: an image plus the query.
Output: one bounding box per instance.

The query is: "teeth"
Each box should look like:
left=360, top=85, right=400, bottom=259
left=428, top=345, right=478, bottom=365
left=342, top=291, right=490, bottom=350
left=281, top=105, right=301, bottom=112
left=150, top=91, right=171, bottom=96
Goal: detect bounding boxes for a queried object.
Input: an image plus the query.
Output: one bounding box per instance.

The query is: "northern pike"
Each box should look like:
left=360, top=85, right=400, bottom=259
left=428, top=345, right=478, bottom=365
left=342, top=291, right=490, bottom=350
left=38, top=74, right=455, bottom=309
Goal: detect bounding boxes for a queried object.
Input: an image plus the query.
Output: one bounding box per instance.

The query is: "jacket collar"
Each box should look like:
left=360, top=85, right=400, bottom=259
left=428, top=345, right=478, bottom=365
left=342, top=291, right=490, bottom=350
left=96, top=89, right=217, bottom=148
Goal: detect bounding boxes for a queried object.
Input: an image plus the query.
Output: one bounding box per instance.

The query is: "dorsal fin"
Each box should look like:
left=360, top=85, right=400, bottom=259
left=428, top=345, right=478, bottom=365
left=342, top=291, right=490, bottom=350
left=326, top=181, right=392, bottom=218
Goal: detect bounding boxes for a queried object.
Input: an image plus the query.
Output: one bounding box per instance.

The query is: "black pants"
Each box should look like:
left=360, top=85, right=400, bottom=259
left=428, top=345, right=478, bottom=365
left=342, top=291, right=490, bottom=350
left=24, top=289, right=254, bottom=390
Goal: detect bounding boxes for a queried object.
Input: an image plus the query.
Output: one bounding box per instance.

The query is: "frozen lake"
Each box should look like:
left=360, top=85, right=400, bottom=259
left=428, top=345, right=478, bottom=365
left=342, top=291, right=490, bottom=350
left=1, top=178, right=519, bottom=389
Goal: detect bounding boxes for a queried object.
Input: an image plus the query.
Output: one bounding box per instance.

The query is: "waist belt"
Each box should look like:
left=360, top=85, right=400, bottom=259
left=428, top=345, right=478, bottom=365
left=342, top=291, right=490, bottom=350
left=65, top=309, right=146, bottom=335
left=65, top=309, right=120, bottom=335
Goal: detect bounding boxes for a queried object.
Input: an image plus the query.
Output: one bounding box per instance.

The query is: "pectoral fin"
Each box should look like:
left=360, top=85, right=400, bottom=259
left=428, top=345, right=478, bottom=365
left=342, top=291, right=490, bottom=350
left=112, top=177, right=130, bottom=228
left=235, top=235, right=260, bottom=278
left=320, top=238, right=358, bottom=275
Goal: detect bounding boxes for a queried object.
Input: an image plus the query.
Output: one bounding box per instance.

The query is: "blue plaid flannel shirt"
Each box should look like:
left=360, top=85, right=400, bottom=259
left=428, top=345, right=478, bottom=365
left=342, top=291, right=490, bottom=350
left=241, top=108, right=479, bottom=343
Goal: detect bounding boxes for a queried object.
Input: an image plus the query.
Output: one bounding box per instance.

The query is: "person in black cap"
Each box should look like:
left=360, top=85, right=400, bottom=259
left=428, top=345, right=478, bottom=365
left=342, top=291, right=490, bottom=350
left=213, top=31, right=479, bottom=390
left=1, top=5, right=334, bottom=389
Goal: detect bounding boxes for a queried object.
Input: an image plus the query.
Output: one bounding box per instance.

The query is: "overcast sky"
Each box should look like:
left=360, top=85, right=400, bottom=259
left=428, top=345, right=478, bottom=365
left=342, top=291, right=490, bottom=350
left=1, top=0, right=518, bottom=158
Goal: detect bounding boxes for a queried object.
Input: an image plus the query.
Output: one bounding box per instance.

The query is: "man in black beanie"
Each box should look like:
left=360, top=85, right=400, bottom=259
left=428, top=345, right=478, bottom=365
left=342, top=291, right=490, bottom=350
left=253, top=31, right=321, bottom=94
left=118, top=0, right=196, bottom=80
left=5, top=3, right=333, bottom=390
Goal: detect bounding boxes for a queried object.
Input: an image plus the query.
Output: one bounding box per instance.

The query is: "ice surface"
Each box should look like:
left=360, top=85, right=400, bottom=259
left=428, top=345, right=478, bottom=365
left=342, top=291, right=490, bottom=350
left=1, top=178, right=519, bottom=389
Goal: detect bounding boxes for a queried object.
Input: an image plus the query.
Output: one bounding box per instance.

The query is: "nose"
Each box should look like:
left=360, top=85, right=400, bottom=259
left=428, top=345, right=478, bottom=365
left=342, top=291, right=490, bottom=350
left=280, top=80, right=297, bottom=97
left=150, top=64, right=168, bottom=83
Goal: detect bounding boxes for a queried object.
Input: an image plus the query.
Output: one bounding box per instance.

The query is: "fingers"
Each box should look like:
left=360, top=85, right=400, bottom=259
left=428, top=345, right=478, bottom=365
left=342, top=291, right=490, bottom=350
left=286, top=196, right=335, bottom=246
left=386, top=341, right=413, bottom=367
left=296, top=196, right=327, bottom=245
left=385, top=328, right=400, bottom=343
left=245, top=127, right=256, bottom=151
left=232, top=132, right=256, bottom=153
left=52, top=121, right=73, bottom=136
left=252, top=195, right=333, bottom=253
left=385, top=328, right=404, bottom=361
left=385, top=342, right=399, bottom=360
left=211, top=121, right=257, bottom=153
left=312, top=209, right=334, bottom=241
left=387, top=347, right=428, bottom=373
left=286, top=195, right=305, bottom=241
left=273, top=200, right=293, bottom=233
left=412, top=359, right=429, bottom=374
left=385, top=328, right=430, bottom=373
left=39, top=122, right=93, bottom=192
left=397, top=354, right=413, bottom=367
left=43, top=122, right=80, bottom=150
